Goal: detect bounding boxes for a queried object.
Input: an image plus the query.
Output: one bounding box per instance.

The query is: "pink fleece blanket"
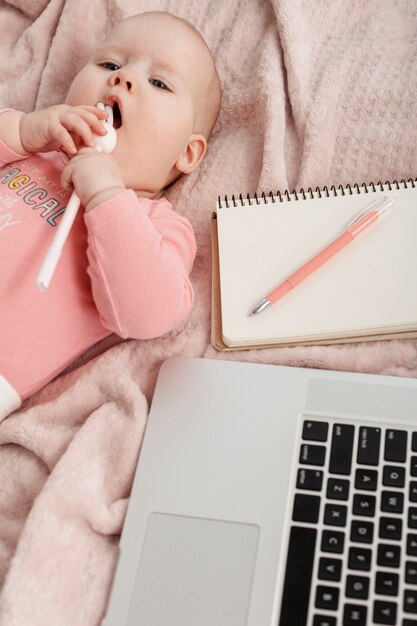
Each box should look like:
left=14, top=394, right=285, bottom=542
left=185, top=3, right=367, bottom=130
left=0, top=1, right=416, bottom=623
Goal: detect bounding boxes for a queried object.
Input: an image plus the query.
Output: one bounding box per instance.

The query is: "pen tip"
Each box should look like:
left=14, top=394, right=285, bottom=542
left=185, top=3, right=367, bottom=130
left=249, top=298, right=271, bottom=316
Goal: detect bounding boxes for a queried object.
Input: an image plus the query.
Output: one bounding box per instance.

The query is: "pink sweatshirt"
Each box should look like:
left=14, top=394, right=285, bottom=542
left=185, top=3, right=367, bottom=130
left=0, top=138, right=196, bottom=419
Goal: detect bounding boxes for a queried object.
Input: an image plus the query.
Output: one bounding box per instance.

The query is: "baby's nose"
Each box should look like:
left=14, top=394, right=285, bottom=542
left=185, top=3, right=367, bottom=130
left=110, top=71, right=134, bottom=92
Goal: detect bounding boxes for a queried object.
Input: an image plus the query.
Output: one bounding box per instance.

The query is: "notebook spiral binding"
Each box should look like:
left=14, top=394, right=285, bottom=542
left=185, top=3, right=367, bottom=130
left=217, top=178, right=417, bottom=209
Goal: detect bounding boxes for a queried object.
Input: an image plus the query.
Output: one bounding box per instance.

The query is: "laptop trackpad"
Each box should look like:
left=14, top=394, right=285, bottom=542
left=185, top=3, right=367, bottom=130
left=127, top=513, right=259, bottom=626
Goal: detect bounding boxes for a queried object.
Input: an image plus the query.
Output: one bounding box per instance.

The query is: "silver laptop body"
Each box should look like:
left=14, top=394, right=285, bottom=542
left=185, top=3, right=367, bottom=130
left=103, top=356, right=417, bottom=626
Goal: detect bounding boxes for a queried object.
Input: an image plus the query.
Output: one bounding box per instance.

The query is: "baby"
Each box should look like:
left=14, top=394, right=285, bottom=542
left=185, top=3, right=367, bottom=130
left=0, top=11, right=221, bottom=419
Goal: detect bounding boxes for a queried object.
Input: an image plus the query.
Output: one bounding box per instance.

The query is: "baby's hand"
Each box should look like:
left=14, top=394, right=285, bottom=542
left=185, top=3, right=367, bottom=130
left=19, top=105, right=108, bottom=155
left=61, top=148, right=126, bottom=212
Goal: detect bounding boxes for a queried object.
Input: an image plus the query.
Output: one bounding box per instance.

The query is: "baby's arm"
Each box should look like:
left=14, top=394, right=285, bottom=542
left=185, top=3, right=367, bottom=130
left=0, top=105, right=107, bottom=157
left=0, top=110, right=30, bottom=156
left=84, top=191, right=197, bottom=339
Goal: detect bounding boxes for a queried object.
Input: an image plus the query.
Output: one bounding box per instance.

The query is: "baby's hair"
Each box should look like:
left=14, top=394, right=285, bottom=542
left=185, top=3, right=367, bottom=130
left=201, top=64, right=222, bottom=138
left=132, top=11, right=222, bottom=138
left=173, top=15, right=222, bottom=137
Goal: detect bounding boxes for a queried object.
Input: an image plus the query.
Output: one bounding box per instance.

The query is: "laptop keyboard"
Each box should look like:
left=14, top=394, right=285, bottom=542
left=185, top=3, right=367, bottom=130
left=279, top=418, right=417, bottom=626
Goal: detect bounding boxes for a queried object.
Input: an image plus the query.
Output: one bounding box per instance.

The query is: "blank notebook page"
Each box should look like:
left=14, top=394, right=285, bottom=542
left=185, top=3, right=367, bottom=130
left=216, top=187, right=417, bottom=347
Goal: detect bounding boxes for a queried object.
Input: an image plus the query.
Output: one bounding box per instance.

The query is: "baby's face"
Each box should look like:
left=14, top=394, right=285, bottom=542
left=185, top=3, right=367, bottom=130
left=66, top=13, right=213, bottom=195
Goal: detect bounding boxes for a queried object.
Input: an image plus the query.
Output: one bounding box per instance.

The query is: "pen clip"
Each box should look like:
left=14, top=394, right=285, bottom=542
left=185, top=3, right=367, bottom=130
left=346, top=196, right=395, bottom=229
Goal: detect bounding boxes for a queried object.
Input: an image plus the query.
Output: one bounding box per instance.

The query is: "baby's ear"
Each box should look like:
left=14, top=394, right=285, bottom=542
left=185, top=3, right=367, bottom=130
left=175, top=133, right=207, bottom=174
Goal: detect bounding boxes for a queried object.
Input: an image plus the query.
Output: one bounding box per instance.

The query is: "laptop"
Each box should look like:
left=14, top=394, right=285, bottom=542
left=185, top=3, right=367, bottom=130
left=102, top=356, right=417, bottom=626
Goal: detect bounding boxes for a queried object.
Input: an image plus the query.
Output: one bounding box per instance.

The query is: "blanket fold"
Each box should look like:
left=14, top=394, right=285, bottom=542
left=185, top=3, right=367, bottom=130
left=0, top=347, right=148, bottom=624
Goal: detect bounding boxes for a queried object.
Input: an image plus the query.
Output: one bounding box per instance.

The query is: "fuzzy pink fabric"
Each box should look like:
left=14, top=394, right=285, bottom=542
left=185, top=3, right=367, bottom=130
left=0, top=1, right=416, bottom=624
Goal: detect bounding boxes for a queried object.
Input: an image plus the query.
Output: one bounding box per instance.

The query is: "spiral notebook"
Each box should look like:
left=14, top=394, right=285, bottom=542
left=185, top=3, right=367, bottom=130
left=211, top=180, right=417, bottom=350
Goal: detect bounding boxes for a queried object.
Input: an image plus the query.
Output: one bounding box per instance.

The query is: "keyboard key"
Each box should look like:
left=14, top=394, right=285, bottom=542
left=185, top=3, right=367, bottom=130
left=408, top=534, right=417, bottom=556
left=351, top=520, right=374, bottom=543
left=343, top=603, right=367, bottom=625
left=296, top=468, right=323, bottom=491
left=406, top=561, right=417, bottom=584
left=348, top=547, right=372, bottom=571
left=353, top=493, right=376, bottom=517
left=357, top=426, right=381, bottom=465
left=321, top=530, right=345, bottom=554
left=411, top=456, right=417, bottom=477
left=292, top=494, right=320, bottom=523
left=377, top=543, right=401, bottom=568
left=381, top=490, right=404, bottom=514
left=299, top=443, right=326, bottom=466
left=302, top=420, right=329, bottom=442
left=355, top=468, right=378, bottom=491
left=327, top=478, right=350, bottom=500
left=375, top=571, right=399, bottom=596
left=278, top=526, right=316, bottom=626
left=410, top=508, right=417, bottom=529
left=346, top=574, right=369, bottom=599
left=384, top=429, right=407, bottom=462
left=412, top=432, right=417, bottom=452
left=383, top=465, right=406, bottom=487
left=411, top=482, right=417, bottom=502
left=313, top=616, right=336, bottom=626
left=373, top=599, right=397, bottom=624
left=405, top=590, right=417, bottom=613
left=324, top=503, right=347, bottom=527
left=379, top=516, right=402, bottom=540
left=315, top=585, right=339, bottom=610
left=403, top=619, right=417, bottom=626
left=318, top=557, right=342, bottom=581
left=329, top=424, right=354, bottom=475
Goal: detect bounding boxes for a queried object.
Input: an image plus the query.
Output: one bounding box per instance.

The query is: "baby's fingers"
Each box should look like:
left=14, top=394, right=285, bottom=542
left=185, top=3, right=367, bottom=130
left=60, top=151, right=91, bottom=189
left=60, top=160, right=73, bottom=191
left=72, top=106, right=109, bottom=137
left=49, top=120, right=78, bottom=155
left=56, top=112, right=101, bottom=151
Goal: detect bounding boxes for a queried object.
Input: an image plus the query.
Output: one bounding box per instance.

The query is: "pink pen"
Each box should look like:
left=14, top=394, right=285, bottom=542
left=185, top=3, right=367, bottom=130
left=249, top=196, right=396, bottom=316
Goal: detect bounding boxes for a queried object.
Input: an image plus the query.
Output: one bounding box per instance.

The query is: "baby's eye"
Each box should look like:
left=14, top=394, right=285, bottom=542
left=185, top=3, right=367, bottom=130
left=99, top=62, right=120, bottom=71
left=149, top=78, right=169, bottom=91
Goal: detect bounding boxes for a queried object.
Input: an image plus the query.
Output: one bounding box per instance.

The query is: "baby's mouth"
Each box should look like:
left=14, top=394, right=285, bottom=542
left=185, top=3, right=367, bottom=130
left=112, top=102, right=122, bottom=129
